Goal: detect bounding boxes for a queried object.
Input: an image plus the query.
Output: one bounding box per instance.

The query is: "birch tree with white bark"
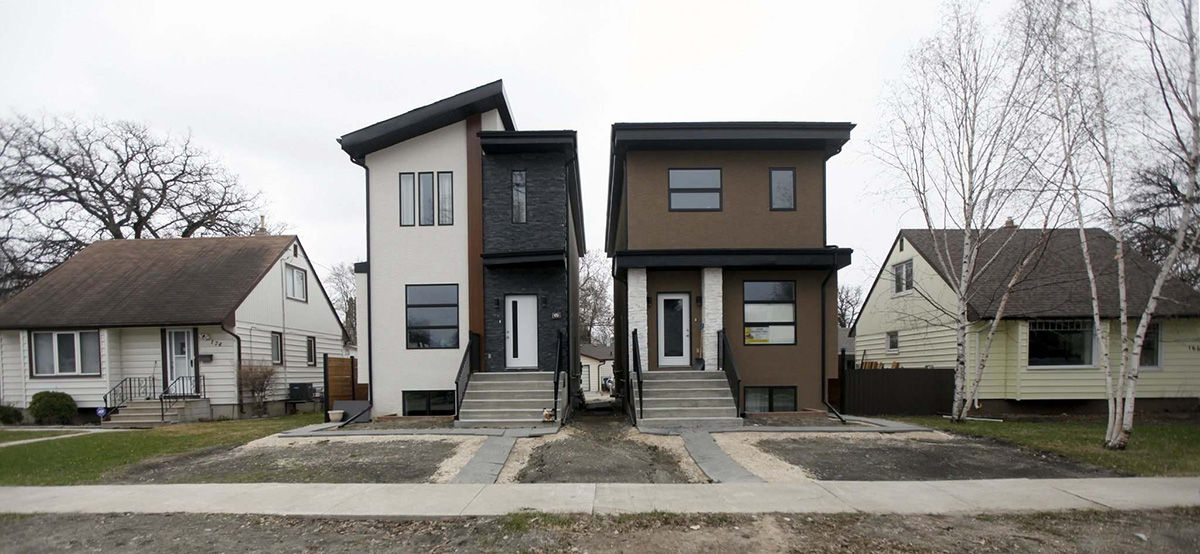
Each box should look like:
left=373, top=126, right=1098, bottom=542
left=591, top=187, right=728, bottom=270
left=874, top=0, right=1065, bottom=422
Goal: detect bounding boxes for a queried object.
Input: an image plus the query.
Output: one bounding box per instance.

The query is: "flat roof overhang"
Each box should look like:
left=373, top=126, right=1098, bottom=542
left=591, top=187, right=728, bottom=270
left=613, top=248, right=853, bottom=272
left=479, top=130, right=576, bottom=154
left=482, top=250, right=567, bottom=268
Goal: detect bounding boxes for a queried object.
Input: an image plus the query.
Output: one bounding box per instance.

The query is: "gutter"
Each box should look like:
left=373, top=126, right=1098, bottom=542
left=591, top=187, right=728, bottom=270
left=820, top=265, right=846, bottom=424
left=221, top=321, right=245, bottom=415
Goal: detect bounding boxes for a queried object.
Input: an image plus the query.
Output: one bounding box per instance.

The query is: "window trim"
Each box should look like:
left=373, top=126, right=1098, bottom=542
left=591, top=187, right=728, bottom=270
left=886, top=331, right=900, bottom=353
left=668, top=168, right=723, bottom=212
left=284, top=264, right=308, bottom=302
left=512, top=169, right=527, bottom=224
left=1026, top=319, right=1098, bottom=370
left=270, top=331, right=284, bottom=365
left=892, top=259, right=914, bottom=295
left=402, top=389, right=456, bottom=416
left=742, top=280, right=797, bottom=346
left=1139, top=322, right=1164, bottom=370
left=769, top=167, right=797, bottom=211
left=399, top=172, right=416, bottom=227
left=405, top=283, right=460, bottom=350
left=417, top=172, right=435, bottom=226
left=28, top=329, right=103, bottom=378
left=437, top=171, right=454, bottom=226
left=744, top=386, right=798, bottom=413
left=306, top=336, right=317, bottom=366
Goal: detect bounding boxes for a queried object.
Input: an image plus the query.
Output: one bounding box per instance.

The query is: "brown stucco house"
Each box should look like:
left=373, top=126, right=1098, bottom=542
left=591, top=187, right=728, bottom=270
left=606, top=122, right=854, bottom=427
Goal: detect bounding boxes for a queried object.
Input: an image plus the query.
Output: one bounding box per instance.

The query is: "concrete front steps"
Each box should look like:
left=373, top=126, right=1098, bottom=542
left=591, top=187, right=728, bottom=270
left=634, top=370, right=742, bottom=429
left=455, top=371, right=562, bottom=429
left=103, top=398, right=210, bottom=428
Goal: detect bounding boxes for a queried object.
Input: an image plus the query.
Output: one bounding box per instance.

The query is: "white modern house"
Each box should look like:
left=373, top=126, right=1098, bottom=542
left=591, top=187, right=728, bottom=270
left=0, top=235, right=350, bottom=424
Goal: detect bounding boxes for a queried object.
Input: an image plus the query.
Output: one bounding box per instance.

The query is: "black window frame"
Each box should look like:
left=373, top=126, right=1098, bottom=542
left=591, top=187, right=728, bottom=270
left=418, top=172, right=435, bottom=226
left=399, top=172, right=416, bottom=227
left=886, top=331, right=900, bottom=353
left=1027, top=319, right=1095, bottom=368
left=742, top=280, right=797, bottom=346
left=270, top=331, right=283, bottom=365
left=744, top=386, right=798, bottom=413
left=512, top=169, right=527, bottom=224
left=668, top=168, right=723, bottom=212
left=306, top=336, right=317, bottom=366
left=893, top=259, right=914, bottom=293
left=403, top=390, right=456, bottom=416
left=405, top=284, right=460, bottom=350
left=769, top=167, right=797, bottom=211
left=437, top=171, right=454, bottom=226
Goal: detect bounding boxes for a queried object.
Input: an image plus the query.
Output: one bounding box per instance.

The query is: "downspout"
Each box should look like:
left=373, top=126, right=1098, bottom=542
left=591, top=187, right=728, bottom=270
left=820, top=261, right=846, bottom=423
left=353, top=158, right=374, bottom=404
left=221, top=320, right=244, bottom=416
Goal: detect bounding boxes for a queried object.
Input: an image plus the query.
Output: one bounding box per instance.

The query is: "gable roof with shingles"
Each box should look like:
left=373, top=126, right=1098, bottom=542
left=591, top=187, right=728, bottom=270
left=899, top=228, right=1200, bottom=320
left=579, top=343, right=614, bottom=361
left=0, top=235, right=297, bottom=329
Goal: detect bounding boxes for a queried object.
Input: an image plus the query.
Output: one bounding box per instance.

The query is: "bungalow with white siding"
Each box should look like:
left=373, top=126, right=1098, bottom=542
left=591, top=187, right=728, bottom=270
left=0, top=235, right=350, bottom=425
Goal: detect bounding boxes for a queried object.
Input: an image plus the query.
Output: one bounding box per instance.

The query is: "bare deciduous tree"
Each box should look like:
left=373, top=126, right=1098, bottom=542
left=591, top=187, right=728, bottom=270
left=579, top=250, right=614, bottom=346
left=239, top=361, right=277, bottom=417
left=874, top=0, right=1063, bottom=421
left=324, top=262, right=358, bottom=343
left=837, top=285, right=864, bottom=328
left=0, top=113, right=267, bottom=299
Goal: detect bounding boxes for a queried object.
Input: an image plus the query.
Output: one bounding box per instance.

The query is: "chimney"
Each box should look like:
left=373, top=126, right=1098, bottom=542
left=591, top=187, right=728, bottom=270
left=253, top=215, right=270, bottom=236
left=1003, top=217, right=1016, bottom=228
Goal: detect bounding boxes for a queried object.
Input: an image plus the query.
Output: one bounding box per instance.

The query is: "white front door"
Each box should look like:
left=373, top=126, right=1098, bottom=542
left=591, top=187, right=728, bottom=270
left=505, top=295, right=538, bottom=369
left=657, top=293, right=691, bottom=367
left=167, top=329, right=194, bottom=395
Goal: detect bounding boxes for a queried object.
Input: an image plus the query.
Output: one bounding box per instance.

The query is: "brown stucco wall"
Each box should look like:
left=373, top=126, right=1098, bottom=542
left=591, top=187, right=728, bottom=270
left=624, top=150, right=826, bottom=251
left=646, top=270, right=703, bottom=371
left=723, top=268, right=838, bottom=410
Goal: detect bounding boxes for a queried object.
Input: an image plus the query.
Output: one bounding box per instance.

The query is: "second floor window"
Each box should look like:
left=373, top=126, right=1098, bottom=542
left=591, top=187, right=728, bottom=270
left=437, top=172, right=454, bottom=225
left=285, top=265, right=307, bottom=301
left=399, top=173, right=415, bottom=226
left=418, top=172, right=435, bottom=226
left=512, top=170, right=527, bottom=223
left=669, top=168, right=722, bottom=211
left=770, top=168, right=796, bottom=210
left=893, top=259, right=914, bottom=294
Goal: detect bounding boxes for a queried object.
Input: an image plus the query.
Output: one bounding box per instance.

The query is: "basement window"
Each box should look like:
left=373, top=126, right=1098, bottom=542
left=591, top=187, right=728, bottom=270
left=745, top=386, right=797, bottom=412
left=403, top=390, right=455, bottom=416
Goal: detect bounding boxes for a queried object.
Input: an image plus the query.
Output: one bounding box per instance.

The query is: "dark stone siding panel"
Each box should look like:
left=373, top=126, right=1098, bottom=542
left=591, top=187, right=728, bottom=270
left=483, top=265, right=569, bottom=372
left=482, top=152, right=568, bottom=254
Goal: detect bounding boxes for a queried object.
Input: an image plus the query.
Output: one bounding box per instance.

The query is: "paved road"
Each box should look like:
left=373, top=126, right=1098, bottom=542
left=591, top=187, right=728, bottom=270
left=1, top=477, right=1196, bottom=516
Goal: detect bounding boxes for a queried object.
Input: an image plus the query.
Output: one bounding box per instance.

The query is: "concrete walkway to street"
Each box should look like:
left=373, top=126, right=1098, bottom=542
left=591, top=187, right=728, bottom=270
left=2, top=477, right=1197, bottom=516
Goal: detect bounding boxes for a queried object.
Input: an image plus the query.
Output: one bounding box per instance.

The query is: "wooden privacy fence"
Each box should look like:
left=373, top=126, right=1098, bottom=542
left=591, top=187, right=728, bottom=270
left=323, top=355, right=367, bottom=412
left=840, top=366, right=955, bottom=416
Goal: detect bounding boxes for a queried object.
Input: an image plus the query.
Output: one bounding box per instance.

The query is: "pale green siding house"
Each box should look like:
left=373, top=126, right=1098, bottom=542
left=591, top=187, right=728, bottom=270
left=852, top=227, right=1200, bottom=413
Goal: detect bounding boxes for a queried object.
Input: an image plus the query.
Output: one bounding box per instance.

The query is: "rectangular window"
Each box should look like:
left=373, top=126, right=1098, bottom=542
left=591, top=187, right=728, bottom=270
left=745, top=386, right=798, bottom=413
left=893, top=259, right=914, bottom=293
left=886, top=331, right=900, bottom=353
left=306, top=336, right=317, bottom=366
left=770, top=168, right=796, bottom=210
left=285, top=265, right=307, bottom=301
left=271, top=332, right=283, bottom=364
left=399, top=172, right=415, bottom=226
left=1140, top=323, right=1162, bottom=367
left=406, top=284, right=459, bottom=349
left=437, top=171, right=453, bottom=225
left=668, top=168, right=722, bottom=211
left=418, top=172, right=435, bottom=226
left=743, top=281, right=795, bottom=345
left=31, top=331, right=101, bottom=376
left=512, top=170, right=527, bottom=223
left=1028, top=320, right=1094, bottom=367
left=403, top=390, right=456, bottom=416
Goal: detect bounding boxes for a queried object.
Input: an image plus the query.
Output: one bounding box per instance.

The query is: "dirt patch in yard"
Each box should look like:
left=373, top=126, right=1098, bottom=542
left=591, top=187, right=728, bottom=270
left=103, top=435, right=484, bottom=484
left=743, top=412, right=868, bottom=428
left=338, top=417, right=455, bottom=430
left=505, top=411, right=705, bottom=484
left=3, top=508, right=1198, bottom=553
left=757, top=432, right=1119, bottom=481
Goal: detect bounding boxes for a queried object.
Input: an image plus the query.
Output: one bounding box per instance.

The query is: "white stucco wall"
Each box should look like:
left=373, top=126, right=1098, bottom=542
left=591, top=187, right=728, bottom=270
left=355, top=270, right=370, bottom=385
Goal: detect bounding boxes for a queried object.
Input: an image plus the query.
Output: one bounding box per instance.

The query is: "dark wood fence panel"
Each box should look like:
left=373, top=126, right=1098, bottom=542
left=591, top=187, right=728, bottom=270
left=324, top=356, right=366, bottom=412
left=841, top=367, right=954, bottom=416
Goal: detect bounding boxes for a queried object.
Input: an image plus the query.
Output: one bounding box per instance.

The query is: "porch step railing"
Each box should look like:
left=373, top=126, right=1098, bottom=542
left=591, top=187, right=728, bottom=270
left=717, top=329, right=742, bottom=416
left=552, top=330, right=569, bottom=422
left=103, top=376, right=158, bottom=412
left=631, top=329, right=644, bottom=418
left=160, top=375, right=205, bottom=421
left=453, top=333, right=482, bottom=420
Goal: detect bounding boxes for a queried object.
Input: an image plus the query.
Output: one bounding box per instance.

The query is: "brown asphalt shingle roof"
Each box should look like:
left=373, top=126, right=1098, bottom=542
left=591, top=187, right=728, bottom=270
left=0, top=235, right=296, bottom=329
left=901, top=228, right=1200, bottom=320
left=579, top=343, right=614, bottom=361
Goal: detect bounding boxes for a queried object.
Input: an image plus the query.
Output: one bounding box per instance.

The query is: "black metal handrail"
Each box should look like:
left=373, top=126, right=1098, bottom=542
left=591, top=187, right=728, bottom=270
left=552, top=330, right=567, bottom=421
left=718, top=329, right=742, bottom=416
left=160, top=375, right=204, bottom=421
left=103, top=376, right=158, bottom=412
left=453, top=333, right=481, bottom=420
left=631, top=329, right=644, bottom=417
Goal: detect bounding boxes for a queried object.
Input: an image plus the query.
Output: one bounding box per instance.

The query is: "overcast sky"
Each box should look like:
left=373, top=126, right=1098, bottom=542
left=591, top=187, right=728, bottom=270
left=0, top=0, right=965, bottom=292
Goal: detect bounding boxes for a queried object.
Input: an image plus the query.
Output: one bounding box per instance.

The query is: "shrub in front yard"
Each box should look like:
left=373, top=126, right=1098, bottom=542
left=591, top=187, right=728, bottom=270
left=28, top=392, right=77, bottom=425
left=0, top=405, right=22, bottom=425
left=240, top=361, right=277, bottom=416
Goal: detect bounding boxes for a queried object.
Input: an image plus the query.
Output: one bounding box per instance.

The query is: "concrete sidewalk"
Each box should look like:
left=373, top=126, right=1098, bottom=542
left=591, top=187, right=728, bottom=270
left=1, top=478, right=1197, bottom=516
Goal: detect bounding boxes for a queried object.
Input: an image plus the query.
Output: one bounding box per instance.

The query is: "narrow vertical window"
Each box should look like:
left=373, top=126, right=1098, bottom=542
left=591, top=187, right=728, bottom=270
left=306, top=336, right=317, bottom=366
left=418, top=172, right=434, bottom=226
left=399, top=173, right=415, bottom=226
left=437, top=171, right=454, bottom=225
left=893, top=260, right=914, bottom=293
left=886, top=331, right=900, bottom=353
left=512, top=170, right=527, bottom=223
left=1140, top=323, right=1162, bottom=367
left=271, top=332, right=283, bottom=364
left=770, top=168, right=796, bottom=210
